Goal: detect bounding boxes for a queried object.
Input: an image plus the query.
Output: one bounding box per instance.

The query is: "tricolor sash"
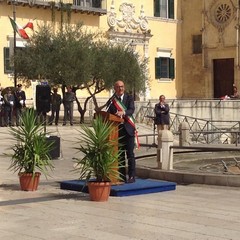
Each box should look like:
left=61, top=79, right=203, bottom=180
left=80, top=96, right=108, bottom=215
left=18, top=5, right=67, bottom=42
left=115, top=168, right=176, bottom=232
left=112, top=97, right=140, bottom=149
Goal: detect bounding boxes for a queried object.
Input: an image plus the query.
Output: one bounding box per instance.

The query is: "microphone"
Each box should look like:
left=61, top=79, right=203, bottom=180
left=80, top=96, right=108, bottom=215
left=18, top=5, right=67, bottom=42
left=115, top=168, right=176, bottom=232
left=105, top=94, right=116, bottom=112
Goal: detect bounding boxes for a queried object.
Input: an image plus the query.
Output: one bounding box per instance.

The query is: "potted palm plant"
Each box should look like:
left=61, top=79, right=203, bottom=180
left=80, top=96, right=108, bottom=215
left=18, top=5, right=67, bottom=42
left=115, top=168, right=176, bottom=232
left=8, top=108, right=54, bottom=191
left=74, top=115, right=122, bottom=201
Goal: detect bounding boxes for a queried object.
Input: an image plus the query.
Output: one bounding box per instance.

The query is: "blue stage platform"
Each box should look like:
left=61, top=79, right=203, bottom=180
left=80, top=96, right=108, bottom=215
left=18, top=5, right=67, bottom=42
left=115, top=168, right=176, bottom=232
left=60, top=178, right=176, bottom=197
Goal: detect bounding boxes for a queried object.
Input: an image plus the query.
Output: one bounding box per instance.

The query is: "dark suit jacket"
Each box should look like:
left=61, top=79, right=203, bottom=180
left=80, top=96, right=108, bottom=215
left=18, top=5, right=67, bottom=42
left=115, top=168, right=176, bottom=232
left=107, top=93, right=135, bottom=137
left=14, top=90, right=26, bottom=108
left=51, top=93, right=62, bottom=111
left=154, top=103, right=170, bottom=125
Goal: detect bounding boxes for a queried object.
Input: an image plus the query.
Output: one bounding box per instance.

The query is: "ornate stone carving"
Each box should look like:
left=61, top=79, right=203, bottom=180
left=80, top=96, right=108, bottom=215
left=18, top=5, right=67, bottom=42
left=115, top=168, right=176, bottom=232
left=107, top=1, right=149, bottom=33
left=209, top=0, right=236, bottom=31
left=107, top=1, right=152, bottom=100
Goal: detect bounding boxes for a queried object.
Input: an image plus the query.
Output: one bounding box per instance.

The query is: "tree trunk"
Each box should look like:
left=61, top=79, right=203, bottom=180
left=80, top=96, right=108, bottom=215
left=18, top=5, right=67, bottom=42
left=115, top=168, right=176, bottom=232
left=75, top=98, right=86, bottom=123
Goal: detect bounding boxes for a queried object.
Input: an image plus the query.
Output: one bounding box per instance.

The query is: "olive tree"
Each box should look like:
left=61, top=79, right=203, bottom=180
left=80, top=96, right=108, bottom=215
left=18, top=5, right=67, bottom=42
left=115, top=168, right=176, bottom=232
left=14, top=23, right=147, bottom=123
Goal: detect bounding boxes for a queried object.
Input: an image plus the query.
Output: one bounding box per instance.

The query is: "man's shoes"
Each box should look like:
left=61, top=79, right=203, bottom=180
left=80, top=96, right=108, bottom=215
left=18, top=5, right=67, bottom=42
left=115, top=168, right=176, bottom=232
left=127, top=177, right=135, bottom=183
left=62, top=123, right=66, bottom=126
left=70, top=123, right=73, bottom=126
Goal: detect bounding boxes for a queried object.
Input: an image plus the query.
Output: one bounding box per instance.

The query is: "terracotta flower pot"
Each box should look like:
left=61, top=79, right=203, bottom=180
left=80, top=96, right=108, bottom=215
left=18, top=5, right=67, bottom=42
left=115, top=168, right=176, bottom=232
left=18, top=172, right=41, bottom=191
left=87, top=181, right=111, bottom=202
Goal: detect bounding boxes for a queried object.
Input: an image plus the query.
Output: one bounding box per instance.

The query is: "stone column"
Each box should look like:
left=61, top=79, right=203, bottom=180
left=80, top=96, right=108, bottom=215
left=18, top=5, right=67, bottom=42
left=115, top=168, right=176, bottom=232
left=179, top=122, right=190, bottom=146
left=157, top=130, right=174, bottom=170
left=161, top=130, right=174, bottom=170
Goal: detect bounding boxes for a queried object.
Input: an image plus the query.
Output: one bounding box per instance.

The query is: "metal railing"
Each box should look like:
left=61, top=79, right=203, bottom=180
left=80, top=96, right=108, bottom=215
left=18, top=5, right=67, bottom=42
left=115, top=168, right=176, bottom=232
left=138, top=105, right=240, bottom=145
left=25, top=97, right=240, bottom=146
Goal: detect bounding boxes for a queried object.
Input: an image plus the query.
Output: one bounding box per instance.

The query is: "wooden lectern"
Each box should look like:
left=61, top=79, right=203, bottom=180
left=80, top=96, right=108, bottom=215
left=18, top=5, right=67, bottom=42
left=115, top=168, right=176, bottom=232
left=95, top=111, right=124, bottom=184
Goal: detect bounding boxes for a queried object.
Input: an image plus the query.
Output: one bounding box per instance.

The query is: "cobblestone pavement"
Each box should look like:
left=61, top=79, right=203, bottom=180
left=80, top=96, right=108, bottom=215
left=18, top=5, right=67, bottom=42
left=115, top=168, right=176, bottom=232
left=1, top=124, right=240, bottom=240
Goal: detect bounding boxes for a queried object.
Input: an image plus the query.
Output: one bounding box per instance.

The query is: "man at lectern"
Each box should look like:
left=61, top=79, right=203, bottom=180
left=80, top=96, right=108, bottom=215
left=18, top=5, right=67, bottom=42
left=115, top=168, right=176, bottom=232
left=107, top=80, right=136, bottom=183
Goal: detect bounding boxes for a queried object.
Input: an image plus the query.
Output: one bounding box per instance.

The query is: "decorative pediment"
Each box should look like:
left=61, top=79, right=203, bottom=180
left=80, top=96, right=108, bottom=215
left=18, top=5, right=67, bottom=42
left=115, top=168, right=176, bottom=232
left=107, top=1, right=149, bottom=34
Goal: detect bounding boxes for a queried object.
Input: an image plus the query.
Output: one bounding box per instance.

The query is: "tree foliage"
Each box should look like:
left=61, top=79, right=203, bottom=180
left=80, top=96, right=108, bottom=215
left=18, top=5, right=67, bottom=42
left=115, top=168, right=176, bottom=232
left=14, top=23, right=147, bottom=122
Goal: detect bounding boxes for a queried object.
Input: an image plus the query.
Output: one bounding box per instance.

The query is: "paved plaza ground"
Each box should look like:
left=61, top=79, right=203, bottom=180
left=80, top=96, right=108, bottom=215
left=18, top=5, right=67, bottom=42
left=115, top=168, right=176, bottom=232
left=0, top=124, right=240, bottom=240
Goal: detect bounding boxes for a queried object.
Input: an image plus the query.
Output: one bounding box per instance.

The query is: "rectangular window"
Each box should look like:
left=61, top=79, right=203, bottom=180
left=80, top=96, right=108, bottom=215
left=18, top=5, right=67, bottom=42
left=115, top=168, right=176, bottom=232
left=154, top=0, right=174, bottom=19
left=192, top=35, right=202, bottom=54
left=73, top=0, right=97, bottom=7
left=92, top=0, right=101, bottom=8
left=4, top=47, right=13, bottom=74
left=155, top=57, right=175, bottom=80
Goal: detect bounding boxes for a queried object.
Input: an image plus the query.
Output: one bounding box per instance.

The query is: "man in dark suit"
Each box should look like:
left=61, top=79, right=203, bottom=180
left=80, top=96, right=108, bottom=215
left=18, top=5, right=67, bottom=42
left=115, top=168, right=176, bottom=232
left=154, top=95, right=170, bottom=135
left=107, top=80, right=136, bottom=183
left=49, top=87, right=62, bottom=126
left=63, top=86, right=75, bottom=126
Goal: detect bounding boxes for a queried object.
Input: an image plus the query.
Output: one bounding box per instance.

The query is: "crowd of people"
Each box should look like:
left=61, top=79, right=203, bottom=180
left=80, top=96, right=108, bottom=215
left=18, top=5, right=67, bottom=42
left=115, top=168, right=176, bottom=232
left=0, top=84, right=26, bottom=127
left=0, top=84, right=78, bottom=127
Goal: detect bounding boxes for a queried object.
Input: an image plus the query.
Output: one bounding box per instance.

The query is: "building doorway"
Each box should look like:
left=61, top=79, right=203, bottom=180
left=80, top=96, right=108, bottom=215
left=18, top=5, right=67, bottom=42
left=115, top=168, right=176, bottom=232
left=213, top=58, right=234, bottom=98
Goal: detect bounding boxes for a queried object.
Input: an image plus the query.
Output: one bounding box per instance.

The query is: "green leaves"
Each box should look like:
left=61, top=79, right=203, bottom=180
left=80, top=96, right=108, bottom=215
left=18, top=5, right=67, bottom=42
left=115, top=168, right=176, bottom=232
left=8, top=108, right=54, bottom=177
left=74, top=116, right=121, bottom=182
left=14, top=23, right=147, bottom=94
left=14, top=23, right=148, bottom=121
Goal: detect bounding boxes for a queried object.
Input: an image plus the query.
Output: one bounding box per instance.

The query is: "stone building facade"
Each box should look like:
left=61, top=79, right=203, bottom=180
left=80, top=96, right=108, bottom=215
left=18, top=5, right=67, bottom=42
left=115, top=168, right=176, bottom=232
left=0, top=0, right=180, bottom=100
left=181, top=0, right=240, bottom=98
left=2, top=0, right=237, bottom=100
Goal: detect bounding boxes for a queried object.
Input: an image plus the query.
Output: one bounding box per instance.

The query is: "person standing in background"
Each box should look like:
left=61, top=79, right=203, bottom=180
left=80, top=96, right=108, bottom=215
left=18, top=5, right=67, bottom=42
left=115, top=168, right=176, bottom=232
left=154, top=95, right=170, bottom=135
left=3, top=88, right=15, bottom=126
left=230, top=86, right=240, bottom=99
left=62, top=86, right=76, bottom=126
left=14, top=84, right=26, bottom=126
left=49, top=87, right=62, bottom=126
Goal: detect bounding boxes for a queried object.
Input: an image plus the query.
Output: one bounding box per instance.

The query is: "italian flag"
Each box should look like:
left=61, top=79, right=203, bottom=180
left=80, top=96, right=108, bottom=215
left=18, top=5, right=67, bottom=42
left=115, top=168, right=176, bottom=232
left=23, top=19, right=34, bottom=31
left=9, top=16, right=32, bottom=40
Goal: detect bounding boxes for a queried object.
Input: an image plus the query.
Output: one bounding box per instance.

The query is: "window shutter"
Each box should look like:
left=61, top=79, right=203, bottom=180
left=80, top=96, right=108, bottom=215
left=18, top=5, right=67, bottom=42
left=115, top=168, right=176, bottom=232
left=154, top=0, right=160, bottom=17
left=4, top=47, right=12, bottom=74
left=168, top=0, right=174, bottom=19
left=155, top=58, right=161, bottom=78
left=169, top=58, right=175, bottom=79
left=192, top=35, right=202, bottom=54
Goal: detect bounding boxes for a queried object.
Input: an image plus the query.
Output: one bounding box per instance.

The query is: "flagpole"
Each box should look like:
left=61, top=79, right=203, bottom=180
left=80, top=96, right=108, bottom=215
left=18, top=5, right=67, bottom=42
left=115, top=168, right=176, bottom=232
left=12, top=0, right=17, bottom=88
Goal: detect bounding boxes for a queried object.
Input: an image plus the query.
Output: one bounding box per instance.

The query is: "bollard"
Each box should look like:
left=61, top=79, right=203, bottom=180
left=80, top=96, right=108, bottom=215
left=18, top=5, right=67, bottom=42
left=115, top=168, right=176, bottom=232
left=161, top=130, right=174, bottom=170
left=157, top=130, right=174, bottom=170
left=179, top=122, right=190, bottom=146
